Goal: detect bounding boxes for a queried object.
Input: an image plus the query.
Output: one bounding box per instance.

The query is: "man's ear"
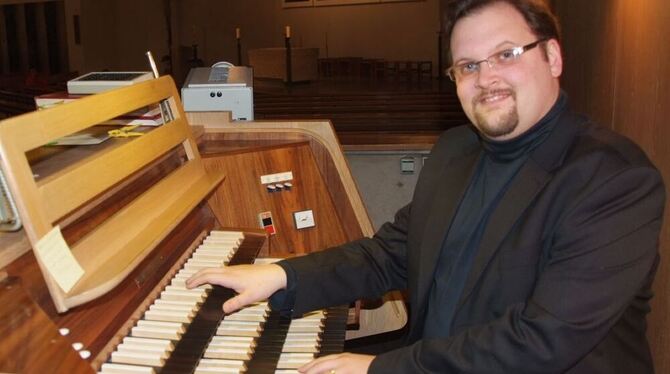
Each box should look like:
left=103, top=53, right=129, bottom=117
left=546, top=39, right=563, bottom=78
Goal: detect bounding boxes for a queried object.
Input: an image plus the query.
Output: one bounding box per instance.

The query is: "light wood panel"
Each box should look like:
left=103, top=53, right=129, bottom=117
left=0, top=76, right=221, bottom=312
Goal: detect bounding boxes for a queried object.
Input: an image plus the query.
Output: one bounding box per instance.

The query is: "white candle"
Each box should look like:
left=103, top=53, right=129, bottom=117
left=285, top=25, right=291, bottom=38
left=236, top=27, right=240, bottom=39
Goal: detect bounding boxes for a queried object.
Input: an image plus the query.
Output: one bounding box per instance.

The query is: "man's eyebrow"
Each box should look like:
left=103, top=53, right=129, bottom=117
left=452, top=40, right=519, bottom=65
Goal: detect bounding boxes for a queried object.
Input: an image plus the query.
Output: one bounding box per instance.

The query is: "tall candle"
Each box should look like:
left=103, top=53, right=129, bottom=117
left=285, top=25, right=291, bottom=38
left=236, top=27, right=240, bottom=39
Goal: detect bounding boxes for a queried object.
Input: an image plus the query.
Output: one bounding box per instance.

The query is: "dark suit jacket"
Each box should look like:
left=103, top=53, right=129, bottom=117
left=279, top=110, right=665, bottom=373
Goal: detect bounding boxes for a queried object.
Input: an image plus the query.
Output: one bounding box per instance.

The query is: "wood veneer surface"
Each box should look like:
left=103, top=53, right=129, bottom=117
left=555, top=0, right=670, bottom=370
left=5, top=203, right=216, bottom=369
left=203, top=142, right=350, bottom=256
left=201, top=132, right=365, bottom=244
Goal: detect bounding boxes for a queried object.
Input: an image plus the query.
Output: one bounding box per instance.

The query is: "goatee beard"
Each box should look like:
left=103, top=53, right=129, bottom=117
left=473, top=89, right=519, bottom=138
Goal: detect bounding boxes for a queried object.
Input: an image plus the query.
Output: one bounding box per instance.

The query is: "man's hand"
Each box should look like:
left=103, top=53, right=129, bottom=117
left=186, top=264, right=287, bottom=313
left=298, top=353, right=374, bottom=374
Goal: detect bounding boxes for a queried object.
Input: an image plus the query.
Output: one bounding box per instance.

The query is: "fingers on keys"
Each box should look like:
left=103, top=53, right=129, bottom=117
left=186, top=267, right=229, bottom=289
left=298, top=354, right=340, bottom=374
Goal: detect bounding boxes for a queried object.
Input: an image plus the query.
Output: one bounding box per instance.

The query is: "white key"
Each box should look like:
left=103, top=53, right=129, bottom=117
left=284, top=335, right=321, bottom=345
left=289, top=318, right=324, bottom=326
left=276, top=353, right=315, bottom=369
left=164, top=285, right=206, bottom=295
left=143, top=309, right=193, bottom=323
left=216, top=323, right=262, bottom=337
left=121, top=336, right=174, bottom=351
left=210, top=336, right=256, bottom=346
left=204, top=347, right=252, bottom=360
left=149, top=303, right=196, bottom=314
left=99, top=362, right=156, bottom=374
left=224, top=313, right=266, bottom=322
left=281, top=344, right=319, bottom=353
left=132, top=321, right=183, bottom=340
left=208, top=230, right=244, bottom=238
left=152, top=299, right=199, bottom=311
left=184, top=260, right=223, bottom=268
left=196, top=363, right=246, bottom=373
left=201, top=243, right=237, bottom=250
left=287, top=324, right=322, bottom=334
left=191, top=253, right=230, bottom=262
left=170, top=278, right=211, bottom=289
left=111, top=350, right=164, bottom=367
left=194, top=366, right=245, bottom=374
left=173, top=270, right=197, bottom=278
left=196, top=358, right=246, bottom=370
left=160, top=289, right=205, bottom=302
left=195, top=244, right=234, bottom=251
left=116, top=342, right=170, bottom=355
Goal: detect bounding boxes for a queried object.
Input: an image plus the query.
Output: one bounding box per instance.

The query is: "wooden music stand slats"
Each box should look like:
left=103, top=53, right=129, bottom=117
left=67, top=157, right=223, bottom=305
left=39, top=119, right=191, bottom=223
left=5, top=78, right=180, bottom=152
left=0, top=76, right=223, bottom=313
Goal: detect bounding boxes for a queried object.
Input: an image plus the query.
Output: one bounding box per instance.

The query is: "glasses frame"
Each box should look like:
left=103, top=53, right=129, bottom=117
left=446, top=38, right=549, bottom=82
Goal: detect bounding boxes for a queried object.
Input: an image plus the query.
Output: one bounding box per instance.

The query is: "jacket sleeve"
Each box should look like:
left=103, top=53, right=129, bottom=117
left=270, top=202, right=412, bottom=317
left=267, top=126, right=472, bottom=317
left=370, top=165, right=665, bottom=373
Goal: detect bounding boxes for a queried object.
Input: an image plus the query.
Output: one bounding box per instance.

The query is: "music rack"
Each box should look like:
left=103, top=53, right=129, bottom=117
left=0, top=76, right=224, bottom=313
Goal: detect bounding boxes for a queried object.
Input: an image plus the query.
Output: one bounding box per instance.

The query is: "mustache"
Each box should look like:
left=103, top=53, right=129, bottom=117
left=473, top=89, right=515, bottom=105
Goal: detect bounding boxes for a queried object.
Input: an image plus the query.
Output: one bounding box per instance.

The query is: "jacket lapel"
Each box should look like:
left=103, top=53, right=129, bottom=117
left=456, top=159, right=549, bottom=307
left=455, top=110, right=584, bottom=307
left=415, top=146, right=481, bottom=311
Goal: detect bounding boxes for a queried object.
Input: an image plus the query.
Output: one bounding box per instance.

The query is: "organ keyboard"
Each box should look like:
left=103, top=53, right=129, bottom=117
left=0, top=75, right=400, bottom=373
left=98, top=230, right=346, bottom=374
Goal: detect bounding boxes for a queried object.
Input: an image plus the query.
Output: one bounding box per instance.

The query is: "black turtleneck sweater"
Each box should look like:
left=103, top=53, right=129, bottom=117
left=422, top=92, right=567, bottom=338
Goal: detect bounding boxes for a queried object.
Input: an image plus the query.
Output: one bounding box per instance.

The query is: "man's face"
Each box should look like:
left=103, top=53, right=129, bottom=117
left=450, top=2, right=563, bottom=141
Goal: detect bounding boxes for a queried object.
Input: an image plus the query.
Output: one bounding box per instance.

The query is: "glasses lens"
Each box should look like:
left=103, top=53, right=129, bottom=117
left=493, top=49, right=520, bottom=65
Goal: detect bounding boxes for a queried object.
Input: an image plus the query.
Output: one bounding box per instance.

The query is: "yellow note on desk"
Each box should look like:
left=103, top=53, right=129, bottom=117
left=35, top=226, right=84, bottom=293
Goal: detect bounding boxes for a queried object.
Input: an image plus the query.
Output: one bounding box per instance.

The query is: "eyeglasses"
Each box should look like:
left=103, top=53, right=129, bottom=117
left=446, top=38, right=548, bottom=82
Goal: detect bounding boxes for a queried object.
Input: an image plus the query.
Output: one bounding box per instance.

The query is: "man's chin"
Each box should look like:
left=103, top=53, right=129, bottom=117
left=474, top=117, right=518, bottom=139
left=474, top=109, right=519, bottom=139
left=480, top=125, right=517, bottom=139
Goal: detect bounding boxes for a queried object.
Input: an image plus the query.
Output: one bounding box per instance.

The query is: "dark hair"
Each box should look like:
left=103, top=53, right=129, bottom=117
left=444, top=0, right=561, bottom=64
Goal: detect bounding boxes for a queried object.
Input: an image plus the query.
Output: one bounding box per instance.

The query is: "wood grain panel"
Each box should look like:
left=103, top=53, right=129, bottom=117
left=201, top=131, right=365, bottom=244
left=189, top=113, right=372, bottom=240
left=556, top=0, right=670, bottom=371
left=5, top=202, right=217, bottom=371
left=611, top=2, right=670, bottom=372
left=612, top=1, right=659, bottom=152
left=0, top=276, right=94, bottom=373
left=203, top=143, right=350, bottom=257
left=554, top=0, right=618, bottom=127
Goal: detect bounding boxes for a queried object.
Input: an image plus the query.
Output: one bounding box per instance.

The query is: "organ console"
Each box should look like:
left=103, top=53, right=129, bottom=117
left=0, top=76, right=405, bottom=373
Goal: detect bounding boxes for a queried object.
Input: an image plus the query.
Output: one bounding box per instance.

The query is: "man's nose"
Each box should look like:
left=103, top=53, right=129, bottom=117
left=475, top=60, right=498, bottom=88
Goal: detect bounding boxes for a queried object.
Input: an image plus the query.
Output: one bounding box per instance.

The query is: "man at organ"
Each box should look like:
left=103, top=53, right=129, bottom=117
left=187, top=0, right=665, bottom=373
